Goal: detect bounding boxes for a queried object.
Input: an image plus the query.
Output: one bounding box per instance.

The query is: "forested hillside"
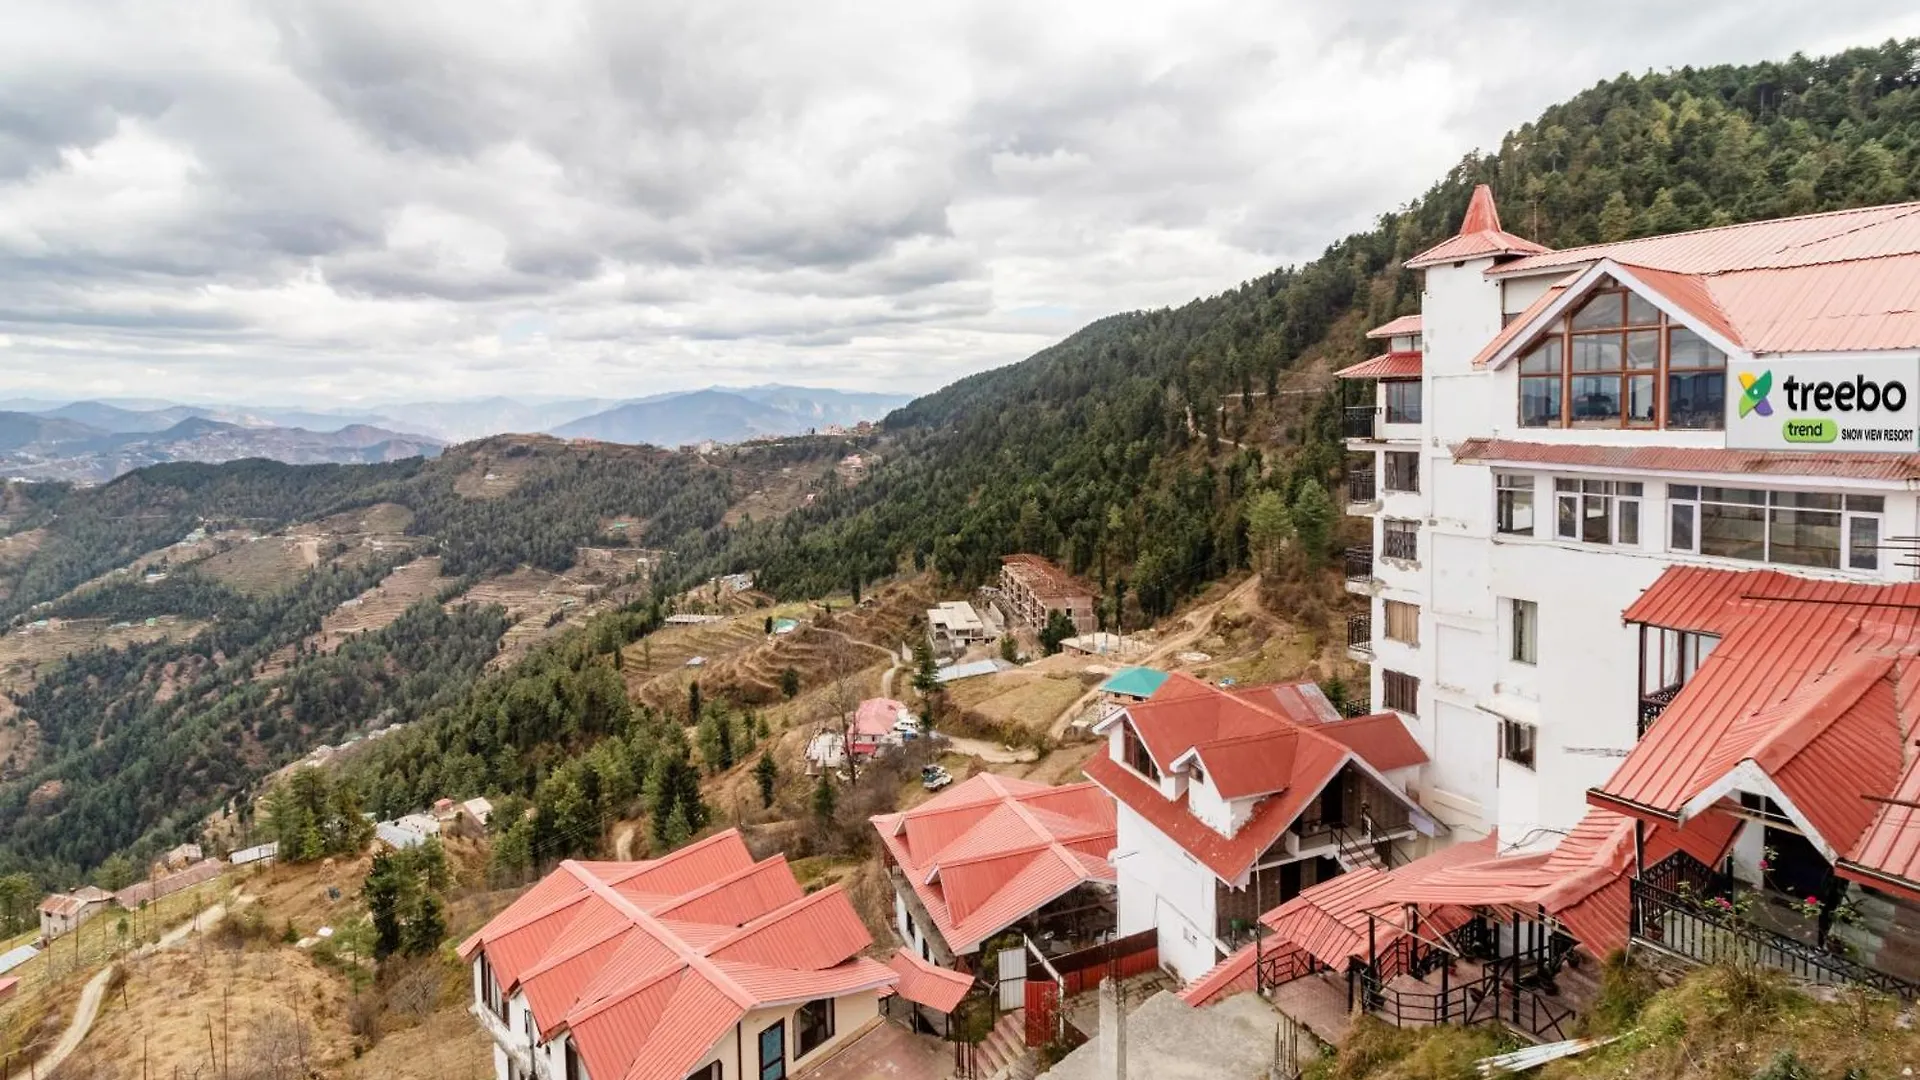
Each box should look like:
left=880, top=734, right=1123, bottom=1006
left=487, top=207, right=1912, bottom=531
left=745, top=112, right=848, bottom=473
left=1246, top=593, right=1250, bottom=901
left=691, top=39, right=1920, bottom=618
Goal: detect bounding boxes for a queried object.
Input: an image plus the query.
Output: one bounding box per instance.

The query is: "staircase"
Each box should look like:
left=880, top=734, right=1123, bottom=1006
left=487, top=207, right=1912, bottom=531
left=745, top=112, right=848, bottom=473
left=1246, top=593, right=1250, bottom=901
left=1333, top=827, right=1389, bottom=872
left=977, top=1009, right=1036, bottom=1080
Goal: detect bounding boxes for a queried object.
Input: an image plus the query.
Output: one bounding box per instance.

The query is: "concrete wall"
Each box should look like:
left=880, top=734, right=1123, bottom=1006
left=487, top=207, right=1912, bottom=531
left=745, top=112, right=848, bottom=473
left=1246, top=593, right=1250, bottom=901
left=680, top=991, right=884, bottom=1080
left=1114, top=802, right=1220, bottom=983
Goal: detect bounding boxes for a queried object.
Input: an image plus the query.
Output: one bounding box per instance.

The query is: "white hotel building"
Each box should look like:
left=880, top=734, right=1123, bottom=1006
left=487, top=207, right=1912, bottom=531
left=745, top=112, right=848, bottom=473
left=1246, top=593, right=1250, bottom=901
left=1341, top=187, right=1920, bottom=854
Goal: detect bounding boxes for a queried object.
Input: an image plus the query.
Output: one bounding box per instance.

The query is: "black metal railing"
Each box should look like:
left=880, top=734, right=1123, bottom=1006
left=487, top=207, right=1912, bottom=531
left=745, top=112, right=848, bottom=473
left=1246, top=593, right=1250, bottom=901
left=1382, top=527, right=1418, bottom=562
left=1639, top=684, right=1682, bottom=737
left=1343, top=406, right=1379, bottom=440
left=1347, top=469, right=1377, bottom=504
left=1347, top=613, right=1373, bottom=654
left=1255, top=945, right=1321, bottom=992
left=1344, top=546, right=1374, bottom=582
left=1339, top=698, right=1371, bottom=719
left=1631, top=853, right=1920, bottom=999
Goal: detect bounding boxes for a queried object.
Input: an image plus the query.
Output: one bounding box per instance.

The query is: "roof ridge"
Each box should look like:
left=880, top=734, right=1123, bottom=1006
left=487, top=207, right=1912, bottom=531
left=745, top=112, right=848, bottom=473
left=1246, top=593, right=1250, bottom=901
left=1499, top=200, right=1920, bottom=268
left=559, top=957, right=687, bottom=1032
left=561, top=860, right=758, bottom=1010
left=652, top=854, right=791, bottom=920
left=989, top=770, right=1095, bottom=883
left=1748, top=654, right=1896, bottom=770
left=705, top=882, right=856, bottom=957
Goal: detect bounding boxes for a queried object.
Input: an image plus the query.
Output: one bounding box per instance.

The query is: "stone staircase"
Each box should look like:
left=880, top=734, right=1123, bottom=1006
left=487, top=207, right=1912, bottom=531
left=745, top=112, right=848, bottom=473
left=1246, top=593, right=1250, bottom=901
left=978, top=1009, right=1036, bottom=1080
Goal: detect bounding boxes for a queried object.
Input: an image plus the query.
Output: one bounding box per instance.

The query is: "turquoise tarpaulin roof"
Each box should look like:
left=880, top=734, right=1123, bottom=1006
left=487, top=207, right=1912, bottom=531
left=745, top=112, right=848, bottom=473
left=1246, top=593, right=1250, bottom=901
left=1098, top=667, right=1170, bottom=699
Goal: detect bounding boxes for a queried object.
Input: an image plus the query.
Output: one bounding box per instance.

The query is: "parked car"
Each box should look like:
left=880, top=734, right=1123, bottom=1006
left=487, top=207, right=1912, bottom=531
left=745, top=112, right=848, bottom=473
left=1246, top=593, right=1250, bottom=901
left=921, top=765, right=953, bottom=791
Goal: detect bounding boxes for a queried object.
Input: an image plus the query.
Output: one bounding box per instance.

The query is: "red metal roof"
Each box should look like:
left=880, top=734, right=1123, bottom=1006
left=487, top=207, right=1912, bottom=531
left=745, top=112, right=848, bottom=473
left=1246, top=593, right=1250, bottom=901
left=1366, top=314, right=1423, bottom=340
left=1405, top=185, right=1549, bottom=269
left=1086, top=675, right=1419, bottom=882
left=1591, top=567, right=1920, bottom=898
left=1470, top=279, right=1574, bottom=368
left=1335, top=352, right=1422, bottom=381
left=1314, top=713, right=1429, bottom=772
left=465, top=830, right=894, bottom=1080
left=0, top=976, right=14, bottom=1002
left=853, top=699, right=909, bottom=739
left=870, top=773, right=1116, bottom=954
left=885, top=948, right=976, bottom=1013
left=1494, top=200, right=1920, bottom=278
left=1260, top=867, right=1474, bottom=972
left=1452, top=438, right=1920, bottom=483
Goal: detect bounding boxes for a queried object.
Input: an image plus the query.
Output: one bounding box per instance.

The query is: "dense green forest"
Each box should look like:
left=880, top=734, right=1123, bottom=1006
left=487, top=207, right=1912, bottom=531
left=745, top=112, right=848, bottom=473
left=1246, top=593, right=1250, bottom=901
left=8, top=40, right=1920, bottom=884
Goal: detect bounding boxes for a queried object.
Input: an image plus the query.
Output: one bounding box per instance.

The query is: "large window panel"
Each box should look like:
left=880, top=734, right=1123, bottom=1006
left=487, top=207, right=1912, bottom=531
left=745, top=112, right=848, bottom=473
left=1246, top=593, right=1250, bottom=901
left=1768, top=494, right=1842, bottom=569
left=1699, top=501, right=1766, bottom=561
left=1495, top=473, right=1534, bottom=535
left=1383, top=380, right=1422, bottom=424
left=1514, top=284, right=1727, bottom=431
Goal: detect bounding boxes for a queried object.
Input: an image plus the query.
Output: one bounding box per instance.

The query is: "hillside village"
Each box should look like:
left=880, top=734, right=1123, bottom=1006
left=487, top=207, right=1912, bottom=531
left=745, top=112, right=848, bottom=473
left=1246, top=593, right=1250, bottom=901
left=12, top=40, right=1920, bottom=1080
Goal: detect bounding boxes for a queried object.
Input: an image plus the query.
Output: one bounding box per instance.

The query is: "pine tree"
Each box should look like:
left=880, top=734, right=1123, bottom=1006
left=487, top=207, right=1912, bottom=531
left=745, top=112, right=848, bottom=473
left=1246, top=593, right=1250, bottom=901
left=1245, top=490, right=1293, bottom=575
left=1597, top=191, right=1635, bottom=241
left=755, top=753, right=778, bottom=809
left=1289, top=480, right=1334, bottom=564
left=717, top=713, right=735, bottom=771
left=912, top=638, right=939, bottom=695
left=662, top=803, right=693, bottom=851
left=365, top=853, right=404, bottom=960
left=404, top=891, right=445, bottom=957
left=781, top=668, right=801, bottom=698
left=812, top=775, right=838, bottom=822
left=687, top=681, right=702, bottom=724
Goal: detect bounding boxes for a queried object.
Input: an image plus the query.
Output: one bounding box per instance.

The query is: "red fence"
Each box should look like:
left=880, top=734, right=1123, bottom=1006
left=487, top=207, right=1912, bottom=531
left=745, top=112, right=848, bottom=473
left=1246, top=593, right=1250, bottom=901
left=1033, top=929, right=1160, bottom=997
left=1024, top=978, right=1059, bottom=1047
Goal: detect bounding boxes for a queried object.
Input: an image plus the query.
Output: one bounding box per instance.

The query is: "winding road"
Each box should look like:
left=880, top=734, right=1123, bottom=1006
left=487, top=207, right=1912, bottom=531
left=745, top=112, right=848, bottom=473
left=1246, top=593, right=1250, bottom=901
left=38, top=897, right=236, bottom=1078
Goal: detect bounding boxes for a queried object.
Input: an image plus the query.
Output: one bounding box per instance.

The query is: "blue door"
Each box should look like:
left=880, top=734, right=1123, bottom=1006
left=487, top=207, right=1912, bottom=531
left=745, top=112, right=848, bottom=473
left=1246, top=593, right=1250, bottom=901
left=759, top=1019, right=787, bottom=1080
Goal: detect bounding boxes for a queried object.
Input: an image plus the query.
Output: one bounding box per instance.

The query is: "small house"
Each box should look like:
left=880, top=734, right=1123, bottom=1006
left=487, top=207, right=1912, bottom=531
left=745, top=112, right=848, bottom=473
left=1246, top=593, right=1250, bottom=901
left=39, top=886, right=112, bottom=940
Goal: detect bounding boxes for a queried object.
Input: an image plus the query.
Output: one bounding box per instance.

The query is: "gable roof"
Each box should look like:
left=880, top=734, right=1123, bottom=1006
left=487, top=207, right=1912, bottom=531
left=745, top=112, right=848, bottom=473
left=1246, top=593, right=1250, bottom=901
left=1315, top=713, right=1429, bottom=772
left=1085, top=675, right=1422, bottom=882
left=870, top=773, right=1116, bottom=954
left=1334, top=352, right=1423, bottom=380
left=1404, top=185, right=1549, bottom=269
left=852, top=699, right=909, bottom=739
left=1481, top=200, right=1920, bottom=356
left=1366, top=314, right=1422, bottom=340
left=1591, top=567, right=1920, bottom=900
left=459, top=830, right=895, bottom=1080
left=885, top=948, right=975, bottom=1014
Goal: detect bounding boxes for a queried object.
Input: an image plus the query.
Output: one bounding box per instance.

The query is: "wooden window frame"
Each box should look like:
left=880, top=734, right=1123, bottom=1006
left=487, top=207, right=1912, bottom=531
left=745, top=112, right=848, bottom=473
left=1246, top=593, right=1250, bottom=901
left=1509, top=599, right=1537, bottom=665
left=1500, top=719, right=1536, bottom=770
left=796, top=998, right=836, bottom=1060
left=1382, top=670, right=1419, bottom=715
left=1515, top=284, right=1726, bottom=431
left=1121, top=721, right=1161, bottom=783
left=1383, top=451, right=1420, bottom=494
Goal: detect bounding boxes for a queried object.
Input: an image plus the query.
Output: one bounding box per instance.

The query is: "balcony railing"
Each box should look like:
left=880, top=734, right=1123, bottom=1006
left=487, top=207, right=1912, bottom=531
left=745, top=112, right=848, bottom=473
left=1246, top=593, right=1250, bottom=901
left=1382, top=528, right=1418, bottom=562
left=1344, top=546, right=1374, bottom=582
left=1639, top=684, right=1682, bottom=738
left=1347, top=469, right=1376, bottom=504
left=1342, top=405, right=1379, bottom=440
left=1631, top=852, right=1920, bottom=999
left=1347, top=613, right=1373, bottom=654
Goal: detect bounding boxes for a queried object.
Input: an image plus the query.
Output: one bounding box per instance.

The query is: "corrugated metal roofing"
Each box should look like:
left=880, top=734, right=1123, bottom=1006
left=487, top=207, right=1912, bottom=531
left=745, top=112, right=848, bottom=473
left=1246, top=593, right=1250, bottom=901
left=0, top=945, right=36, bottom=977
left=1493, top=201, right=1920, bottom=278
left=1192, top=731, right=1299, bottom=800
left=1366, top=314, right=1423, bottom=340
left=1590, top=566, right=1920, bottom=900
left=1471, top=280, right=1574, bottom=368
left=1334, top=352, right=1423, bottom=380
left=886, top=948, right=976, bottom=1013
left=1406, top=186, right=1549, bottom=269
left=467, top=831, right=893, bottom=1080
left=1452, top=437, right=1920, bottom=483
left=853, top=698, right=910, bottom=738
left=1314, top=713, right=1429, bottom=772
left=1176, top=940, right=1263, bottom=1006
left=0, top=976, right=15, bottom=1002
left=869, top=772, right=1117, bottom=953
left=1229, top=680, right=1342, bottom=726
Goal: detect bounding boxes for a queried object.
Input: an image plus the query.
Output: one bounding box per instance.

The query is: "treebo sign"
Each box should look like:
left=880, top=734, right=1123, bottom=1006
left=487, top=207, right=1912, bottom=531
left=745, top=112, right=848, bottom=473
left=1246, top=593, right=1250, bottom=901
left=1779, top=374, right=1908, bottom=413
left=1726, top=356, right=1920, bottom=452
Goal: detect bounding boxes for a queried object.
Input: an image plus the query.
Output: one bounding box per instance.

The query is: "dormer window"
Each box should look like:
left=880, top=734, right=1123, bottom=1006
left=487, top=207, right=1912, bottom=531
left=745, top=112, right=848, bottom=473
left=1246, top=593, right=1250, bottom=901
left=1517, top=285, right=1725, bottom=431
left=1188, top=760, right=1207, bottom=787
left=1120, top=723, right=1160, bottom=783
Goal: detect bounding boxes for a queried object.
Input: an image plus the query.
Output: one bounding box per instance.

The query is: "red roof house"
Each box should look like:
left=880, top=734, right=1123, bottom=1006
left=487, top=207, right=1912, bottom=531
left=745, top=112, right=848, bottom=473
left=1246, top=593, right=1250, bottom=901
left=871, top=772, right=1117, bottom=964
left=1085, top=673, right=1431, bottom=983
left=458, top=830, right=897, bottom=1080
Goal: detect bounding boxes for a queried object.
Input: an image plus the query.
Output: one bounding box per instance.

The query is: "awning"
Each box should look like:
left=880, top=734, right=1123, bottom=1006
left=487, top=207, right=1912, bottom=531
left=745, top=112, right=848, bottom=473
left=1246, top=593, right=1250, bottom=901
left=885, top=949, right=974, bottom=1014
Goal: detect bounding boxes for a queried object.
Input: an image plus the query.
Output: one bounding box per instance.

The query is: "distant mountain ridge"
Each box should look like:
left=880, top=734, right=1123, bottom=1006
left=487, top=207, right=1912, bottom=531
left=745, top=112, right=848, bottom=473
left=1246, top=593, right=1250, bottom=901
left=549, top=386, right=910, bottom=446
left=0, top=411, right=443, bottom=483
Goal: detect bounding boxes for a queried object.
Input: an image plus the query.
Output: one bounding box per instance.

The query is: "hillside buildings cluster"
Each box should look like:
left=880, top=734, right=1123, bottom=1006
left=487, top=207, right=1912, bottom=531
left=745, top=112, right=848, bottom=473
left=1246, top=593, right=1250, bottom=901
left=468, top=192, right=1920, bottom=1079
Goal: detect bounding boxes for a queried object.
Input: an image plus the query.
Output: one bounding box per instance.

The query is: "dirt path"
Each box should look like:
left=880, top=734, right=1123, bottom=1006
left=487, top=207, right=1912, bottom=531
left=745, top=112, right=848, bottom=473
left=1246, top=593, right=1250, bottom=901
left=1045, top=574, right=1265, bottom=739
left=42, top=899, right=234, bottom=1078
left=943, top=735, right=1040, bottom=764
left=613, top=823, right=638, bottom=861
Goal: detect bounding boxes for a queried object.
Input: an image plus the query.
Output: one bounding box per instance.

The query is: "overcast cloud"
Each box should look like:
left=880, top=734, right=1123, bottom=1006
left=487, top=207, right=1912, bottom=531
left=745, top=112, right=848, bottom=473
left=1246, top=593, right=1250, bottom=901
left=0, top=1, right=1917, bottom=406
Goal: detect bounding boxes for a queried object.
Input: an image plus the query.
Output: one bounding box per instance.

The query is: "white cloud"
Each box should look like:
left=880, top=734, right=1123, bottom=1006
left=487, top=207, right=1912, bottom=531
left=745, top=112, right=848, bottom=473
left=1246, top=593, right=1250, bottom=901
left=0, top=0, right=1912, bottom=404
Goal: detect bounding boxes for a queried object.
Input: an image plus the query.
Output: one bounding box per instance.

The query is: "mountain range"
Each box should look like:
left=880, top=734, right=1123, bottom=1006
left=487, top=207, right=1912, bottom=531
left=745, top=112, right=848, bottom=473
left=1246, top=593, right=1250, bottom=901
left=0, top=385, right=911, bottom=482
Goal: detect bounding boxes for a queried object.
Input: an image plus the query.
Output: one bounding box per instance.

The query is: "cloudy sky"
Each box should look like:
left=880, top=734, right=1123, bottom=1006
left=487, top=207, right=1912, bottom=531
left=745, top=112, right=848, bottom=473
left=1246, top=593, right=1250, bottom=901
left=1, top=1, right=1917, bottom=407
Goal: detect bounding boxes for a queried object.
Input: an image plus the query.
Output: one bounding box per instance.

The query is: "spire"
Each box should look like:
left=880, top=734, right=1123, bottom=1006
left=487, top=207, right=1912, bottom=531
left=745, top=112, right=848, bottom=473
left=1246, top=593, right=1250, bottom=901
left=1459, top=184, right=1501, bottom=235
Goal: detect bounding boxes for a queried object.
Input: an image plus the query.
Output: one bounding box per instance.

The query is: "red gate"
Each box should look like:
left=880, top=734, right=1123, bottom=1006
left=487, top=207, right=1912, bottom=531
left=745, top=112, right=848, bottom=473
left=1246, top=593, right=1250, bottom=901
left=1023, top=977, right=1059, bottom=1047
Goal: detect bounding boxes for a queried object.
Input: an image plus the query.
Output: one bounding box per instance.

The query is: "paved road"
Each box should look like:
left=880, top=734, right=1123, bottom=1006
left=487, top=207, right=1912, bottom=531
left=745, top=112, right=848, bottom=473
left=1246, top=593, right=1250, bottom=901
left=40, top=899, right=232, bottom=1078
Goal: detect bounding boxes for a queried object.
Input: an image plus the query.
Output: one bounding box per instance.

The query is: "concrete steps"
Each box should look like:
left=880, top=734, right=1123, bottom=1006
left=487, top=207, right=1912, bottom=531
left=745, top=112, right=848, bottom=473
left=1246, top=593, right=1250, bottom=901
left=978, top=1010, right=1034, bottom=1080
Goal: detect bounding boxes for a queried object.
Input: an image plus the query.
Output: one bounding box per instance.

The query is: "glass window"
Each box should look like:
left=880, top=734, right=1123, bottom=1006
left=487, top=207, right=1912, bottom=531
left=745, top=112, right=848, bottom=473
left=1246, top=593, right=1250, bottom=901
left=1617, top=499, right=1641, bottom=545
left=1495, top=474, right=1534, bottom=535
left=1570, top=291, right=1623, bottom=330
left=1511, top=599, right=1538, bottom=665
left=1570, top=375, right=1622, bottom=423
left=1671, top=502, right=1696, bottom=552
left=1769, top=507, right=1842, bottom=569
left=1627, top=292, right=1662, bottom=326
left=1520, top=378, right=1562, bottom=427
left=1122, top=723, right=1160, bottom=782
left=1851, top=515, right=1882, bottom=571
left=1847, top=495, right=1886, bottom=514
left=1668, top=326, right=1724, bottom=368
left=1384, top=452, right=1419, bottom=493
left=796, top=999, right=836, bottom=1059
left=1383, top=519, right=1419, bottom=561
left=1501, top=719, right=1536, bottom=769
left=1667, top=369, right=1725, bottom=430
left=1519, top=337, right=1562, bottom=373
left=1581, top=488, right=1612, bottom=543
left=760, top=1021, right=787, bottom=1080
left=1571, top=334, right=1622, bottom=372
left=1556, top=489, right=1578, bottom=539
left=1627, top=375, right=1656, bottom=425
left=1700, top=501, right=1767, bottom=561
left=1383, top=380, right=1421, bottom=425
left=1626, top=330, right=1660, bottom=370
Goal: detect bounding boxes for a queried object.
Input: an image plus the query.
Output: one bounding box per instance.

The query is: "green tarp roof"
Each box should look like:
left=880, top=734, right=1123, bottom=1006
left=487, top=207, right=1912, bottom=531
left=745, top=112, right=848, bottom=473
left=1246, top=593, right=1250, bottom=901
left=1098, top=667, right=1170, bottom=699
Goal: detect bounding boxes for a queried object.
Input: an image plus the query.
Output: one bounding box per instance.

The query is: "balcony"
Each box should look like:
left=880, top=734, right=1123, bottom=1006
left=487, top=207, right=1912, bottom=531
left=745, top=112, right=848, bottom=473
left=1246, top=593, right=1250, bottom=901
left=1346, top=469, right=1377, bottom=507
left=1343, top=405, right=1379, bottom=441
left=1344, top=546, right=1375, bottom=594
left=1347, top=613, right=1373, bottom=658
left=1639, top=684, right=1682, bottom=738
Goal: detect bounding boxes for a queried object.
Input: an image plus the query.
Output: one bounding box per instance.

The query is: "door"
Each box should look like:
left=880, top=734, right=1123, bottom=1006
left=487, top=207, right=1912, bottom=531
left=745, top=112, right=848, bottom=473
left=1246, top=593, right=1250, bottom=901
left=758, top=1019, right=787, bottom=1080
left=997, top=947, right=1026, bottom=1011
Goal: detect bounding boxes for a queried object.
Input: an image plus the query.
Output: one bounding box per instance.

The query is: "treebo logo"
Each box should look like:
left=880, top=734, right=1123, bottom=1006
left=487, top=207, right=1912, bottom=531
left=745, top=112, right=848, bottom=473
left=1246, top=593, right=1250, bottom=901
left=1737, top=371, right=1773, bottom=418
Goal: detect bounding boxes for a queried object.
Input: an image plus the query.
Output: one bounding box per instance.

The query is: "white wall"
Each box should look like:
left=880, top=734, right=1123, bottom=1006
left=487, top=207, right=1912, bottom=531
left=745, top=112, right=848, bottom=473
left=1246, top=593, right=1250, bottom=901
left=1113, top=803, right=1219, bottom=983
left=679, top=991, right=884, bottom=1080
